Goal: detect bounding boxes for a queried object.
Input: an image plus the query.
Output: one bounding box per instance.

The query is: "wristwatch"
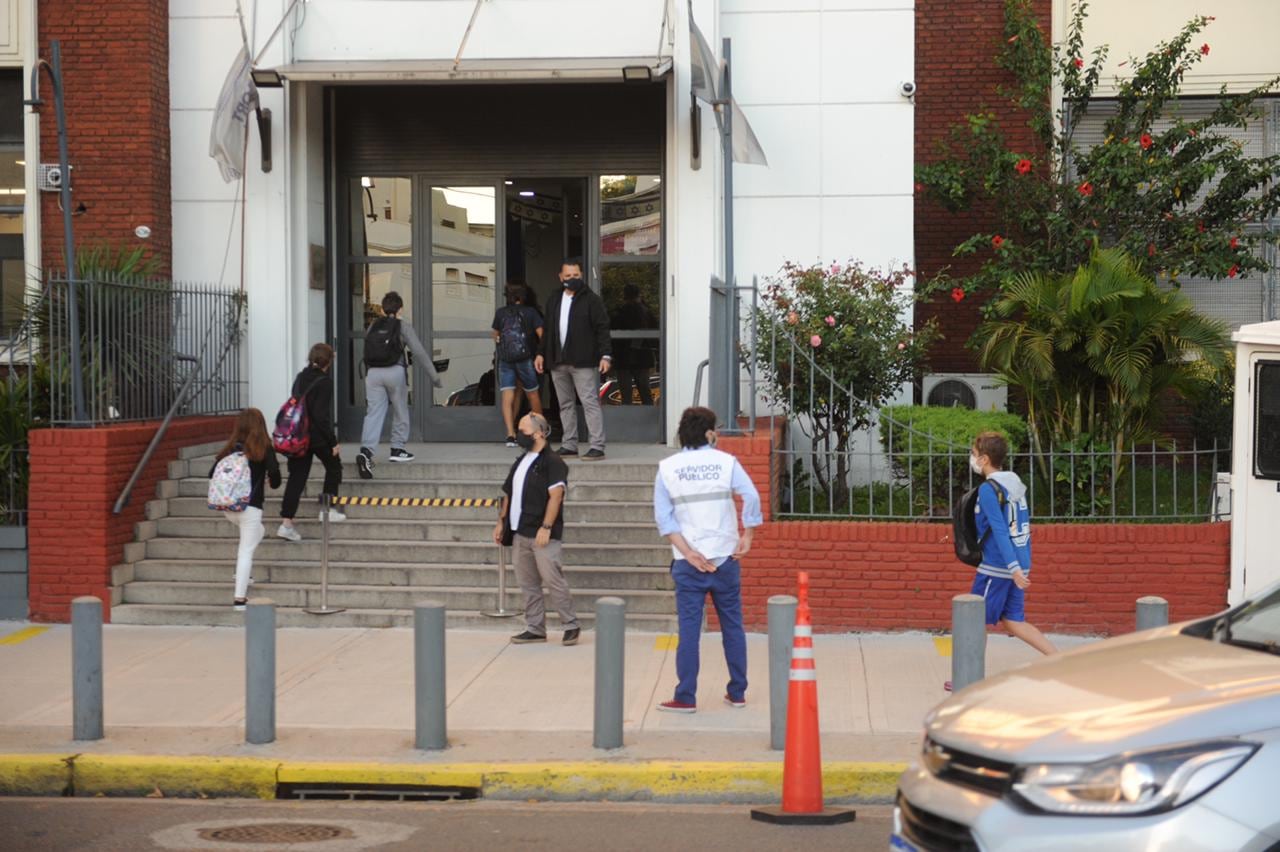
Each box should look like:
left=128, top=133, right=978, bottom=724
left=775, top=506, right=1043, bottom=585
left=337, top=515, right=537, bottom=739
left=540, top=524, right=553, bottom=531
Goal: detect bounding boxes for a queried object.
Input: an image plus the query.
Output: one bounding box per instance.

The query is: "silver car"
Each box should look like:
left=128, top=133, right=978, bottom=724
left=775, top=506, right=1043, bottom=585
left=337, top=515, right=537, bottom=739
left=894, top=584, right=1280, bottom=851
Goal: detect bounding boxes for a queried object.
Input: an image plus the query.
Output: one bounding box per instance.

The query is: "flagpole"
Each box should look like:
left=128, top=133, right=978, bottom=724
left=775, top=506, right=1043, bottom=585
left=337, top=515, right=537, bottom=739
left=721, top=37, right=739, bottom=424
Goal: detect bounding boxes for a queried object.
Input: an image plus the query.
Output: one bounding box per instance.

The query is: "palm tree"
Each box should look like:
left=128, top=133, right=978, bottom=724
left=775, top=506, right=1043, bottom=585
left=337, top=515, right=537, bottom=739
left=976, top=247, right=1229, bottom=474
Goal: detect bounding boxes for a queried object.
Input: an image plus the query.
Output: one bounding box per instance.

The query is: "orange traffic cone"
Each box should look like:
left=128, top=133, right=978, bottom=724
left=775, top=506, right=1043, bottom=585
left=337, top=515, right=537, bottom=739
left=751, top=572, right=856, bottom=825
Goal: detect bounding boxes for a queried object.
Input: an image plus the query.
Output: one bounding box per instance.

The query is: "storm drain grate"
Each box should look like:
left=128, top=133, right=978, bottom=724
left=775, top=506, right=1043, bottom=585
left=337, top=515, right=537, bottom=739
left=197, top=823, right=354, bottom=844
left=275, top=781, right=481, bottom=803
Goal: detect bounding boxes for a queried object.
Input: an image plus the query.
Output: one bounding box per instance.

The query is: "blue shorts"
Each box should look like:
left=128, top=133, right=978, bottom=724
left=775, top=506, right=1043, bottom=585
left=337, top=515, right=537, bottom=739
left=971, top=574, right=1026, bottom=625
left=497, top=359, right=539, bottom=393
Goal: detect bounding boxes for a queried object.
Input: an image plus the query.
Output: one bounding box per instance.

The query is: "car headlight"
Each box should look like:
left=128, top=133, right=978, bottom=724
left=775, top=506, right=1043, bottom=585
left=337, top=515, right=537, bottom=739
left=1013, top=741, right=1258, bottom=816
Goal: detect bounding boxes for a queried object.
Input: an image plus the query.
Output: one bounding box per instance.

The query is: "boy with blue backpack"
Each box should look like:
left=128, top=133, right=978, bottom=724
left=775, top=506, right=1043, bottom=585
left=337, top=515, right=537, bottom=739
left=491, top=281, right=545, bottom=447
left=948, top=432, right=1056, bottom=690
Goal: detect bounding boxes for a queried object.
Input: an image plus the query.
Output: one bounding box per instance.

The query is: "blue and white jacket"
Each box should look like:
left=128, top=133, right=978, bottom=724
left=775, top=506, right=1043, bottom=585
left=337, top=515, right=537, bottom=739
left=975, top=470, right=1031, bottom=579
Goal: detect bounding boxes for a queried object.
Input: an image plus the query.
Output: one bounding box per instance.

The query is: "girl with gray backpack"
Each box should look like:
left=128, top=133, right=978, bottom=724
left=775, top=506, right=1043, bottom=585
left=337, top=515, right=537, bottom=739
left=208, top=409, right=281, bottom=610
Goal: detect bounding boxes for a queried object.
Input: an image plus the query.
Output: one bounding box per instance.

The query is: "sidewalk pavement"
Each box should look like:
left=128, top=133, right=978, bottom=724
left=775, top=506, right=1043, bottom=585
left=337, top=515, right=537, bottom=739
left=0, top=621, right=1092, bottom=802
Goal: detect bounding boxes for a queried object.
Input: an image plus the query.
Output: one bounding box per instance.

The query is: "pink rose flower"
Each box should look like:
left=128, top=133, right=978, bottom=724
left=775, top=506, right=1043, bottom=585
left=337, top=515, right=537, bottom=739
left=786, top=312, right=799, bottom=326
left=810, top=335, right=822, bottom=348
left=824, top=315, right=835, bottom=327
left=897, top=342, right=906, bottom=351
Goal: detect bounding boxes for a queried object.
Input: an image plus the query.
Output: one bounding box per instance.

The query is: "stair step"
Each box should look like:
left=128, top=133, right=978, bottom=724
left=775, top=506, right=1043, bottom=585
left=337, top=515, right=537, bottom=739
left=121, top=580, right=676, bottom=614
left=109, top=603, right=679, bottom=631
left=154, top=517, right=666, bottom=546
left=177, top=478, right=654, bottom=503
left=159, top=496, right=655, bottom=524
left=130, top=560, right=675, bottom=590
left=186, top=455, right=662, bottom=483
left=144, top=537, right=670, bottom=567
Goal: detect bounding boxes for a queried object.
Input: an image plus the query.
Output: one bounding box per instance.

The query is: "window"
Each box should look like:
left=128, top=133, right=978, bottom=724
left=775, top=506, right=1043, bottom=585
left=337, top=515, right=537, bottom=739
left=1256, top=361, right=1280, bottom=479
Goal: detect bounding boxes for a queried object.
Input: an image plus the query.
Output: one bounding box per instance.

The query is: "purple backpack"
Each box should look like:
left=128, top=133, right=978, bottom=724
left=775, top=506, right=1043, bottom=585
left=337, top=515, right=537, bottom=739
left=271, top=377, right=321, bottom=457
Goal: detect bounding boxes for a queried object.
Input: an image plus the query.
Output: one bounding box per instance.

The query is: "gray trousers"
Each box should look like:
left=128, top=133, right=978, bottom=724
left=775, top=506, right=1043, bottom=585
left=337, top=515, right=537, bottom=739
left=512, top=534, right=579, bottom=634
left=551, top=365, right=605, bottom=452
left=361, top=365, right=410, bottom=450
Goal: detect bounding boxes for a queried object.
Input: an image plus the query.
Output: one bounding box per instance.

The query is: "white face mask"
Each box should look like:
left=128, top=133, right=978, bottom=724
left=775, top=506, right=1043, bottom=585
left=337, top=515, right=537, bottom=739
left=969, top=454, right=984, bottom=476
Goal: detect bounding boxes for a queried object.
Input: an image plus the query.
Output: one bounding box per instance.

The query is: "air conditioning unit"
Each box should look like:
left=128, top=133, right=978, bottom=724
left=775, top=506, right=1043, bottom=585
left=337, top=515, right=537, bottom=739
left=922, top=373, right=1007, bottom=412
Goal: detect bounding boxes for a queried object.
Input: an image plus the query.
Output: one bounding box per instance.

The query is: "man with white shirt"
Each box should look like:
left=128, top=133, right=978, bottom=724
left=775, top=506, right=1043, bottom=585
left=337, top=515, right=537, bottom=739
left=493, top=412, right=580, bottom=645
left=534, top=257, right=612, bottom=460
left=653, top=407, right=764, bottom=712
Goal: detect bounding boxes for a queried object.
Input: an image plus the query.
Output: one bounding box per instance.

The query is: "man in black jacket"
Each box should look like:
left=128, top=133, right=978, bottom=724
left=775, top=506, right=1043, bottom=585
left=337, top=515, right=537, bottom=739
left=534, top=257, right=611, bottom=460
left=492, top=412, right=580, bottom=645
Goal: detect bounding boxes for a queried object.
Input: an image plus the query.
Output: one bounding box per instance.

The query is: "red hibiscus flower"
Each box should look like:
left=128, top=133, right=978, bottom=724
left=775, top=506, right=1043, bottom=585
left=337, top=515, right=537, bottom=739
left=950, top=287, right=965, bottom=303
left=1196, top=221, right=1205, bottom=233
left=1014, top=159, right=1033, bottom=175
left=991, top=235, right=1005, bottom=250
left=1139, top=133, right=1153, bottom=150
left=1200, top=43, right=1210, bottom=56
left=1073, top=57, right=1084, bottom=69
left=1230, top=236, right=1240, bottom=249
left=1147, top=242, right=1157, bottom=257
left=1228, top=265, right=1239, bottom=278
left=1078, top=181, right=1094, bottom=197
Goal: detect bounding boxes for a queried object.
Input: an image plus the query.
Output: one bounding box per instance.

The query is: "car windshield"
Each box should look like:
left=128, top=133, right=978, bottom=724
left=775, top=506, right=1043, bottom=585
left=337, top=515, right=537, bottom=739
left=1221, top=586, right=1280, bottom=652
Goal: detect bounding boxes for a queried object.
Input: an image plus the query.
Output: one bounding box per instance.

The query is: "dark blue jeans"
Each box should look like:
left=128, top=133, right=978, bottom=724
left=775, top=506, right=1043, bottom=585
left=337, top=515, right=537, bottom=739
left=672, top=558, right=748, bottom=705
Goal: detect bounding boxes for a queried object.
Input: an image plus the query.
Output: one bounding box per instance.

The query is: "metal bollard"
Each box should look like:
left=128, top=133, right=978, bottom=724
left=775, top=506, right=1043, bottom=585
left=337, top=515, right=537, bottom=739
left=593, top=596, right=626, bottom=750
left=951, top=594, right=986, bottom=693
left=767, top=594, right=798, bottom=750
left=1136, top=596, right=1169, bottom=631
left=481, top=544, right=516, bottom=618
left=414, top=600, right=448, bottom=750
left=245, top=598, right=276, bottom=745
left=305, top=495, right=345, bottom=615
left=71, top=596, right=104, bottom=741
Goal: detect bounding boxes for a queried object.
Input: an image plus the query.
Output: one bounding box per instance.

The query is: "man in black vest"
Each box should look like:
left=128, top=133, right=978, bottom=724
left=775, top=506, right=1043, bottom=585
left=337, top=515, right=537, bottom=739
left=534, top=257, right=612, bottom=460
left=493, top=412, right=580, bottom=645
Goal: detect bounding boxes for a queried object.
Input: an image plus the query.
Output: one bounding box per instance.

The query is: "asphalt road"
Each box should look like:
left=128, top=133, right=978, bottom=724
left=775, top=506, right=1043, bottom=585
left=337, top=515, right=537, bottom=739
left=0, top=798, right=894, bottom=851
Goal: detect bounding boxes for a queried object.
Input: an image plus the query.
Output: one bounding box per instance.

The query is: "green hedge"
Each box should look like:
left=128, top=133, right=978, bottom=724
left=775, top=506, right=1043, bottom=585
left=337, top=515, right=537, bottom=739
left=878, top=405, right=1029, bottom=515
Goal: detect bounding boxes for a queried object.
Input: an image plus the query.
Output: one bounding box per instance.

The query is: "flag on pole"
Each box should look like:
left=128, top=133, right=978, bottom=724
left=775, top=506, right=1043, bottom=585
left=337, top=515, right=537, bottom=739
left=689, top=8, right=719, bottom=104
left=731, top=98, right=769, bottom=166
left=209, top=46, right=258, bottom=183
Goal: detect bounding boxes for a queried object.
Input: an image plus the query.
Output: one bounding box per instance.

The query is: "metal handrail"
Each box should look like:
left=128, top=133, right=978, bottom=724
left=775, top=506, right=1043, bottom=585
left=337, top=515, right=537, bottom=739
left=111, top=354, right=200, bottom=515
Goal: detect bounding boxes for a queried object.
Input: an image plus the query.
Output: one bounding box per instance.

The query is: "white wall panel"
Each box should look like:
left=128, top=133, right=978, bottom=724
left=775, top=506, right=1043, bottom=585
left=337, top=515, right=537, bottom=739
left=731, top=105, right=822, bottom=198
left=820, top=10, right=913, bottom=103
left=721, top=11, right=821, bottom=105
left=734, top=197, right=823, bottom=282
left=169, top=17, right=244, bottom=111
left=820, top=104, right=913, bottom=196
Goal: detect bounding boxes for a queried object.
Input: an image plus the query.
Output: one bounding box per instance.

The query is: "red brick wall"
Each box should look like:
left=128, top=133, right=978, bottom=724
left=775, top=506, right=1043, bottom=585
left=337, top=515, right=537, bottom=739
left=37, top=0, right=172, bottom=276
left=914, top=0, right=1052, bottom=373
left=26, top=416, right=233, bottom=622
left=722, top=426, right=1230, bottom=636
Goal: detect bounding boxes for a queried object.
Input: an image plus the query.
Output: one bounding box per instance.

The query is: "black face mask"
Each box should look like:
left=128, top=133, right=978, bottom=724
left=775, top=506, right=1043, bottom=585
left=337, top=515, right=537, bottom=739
left=563, top=277, right=585, bottom=292
left=515, top=432, right=537, bottom=451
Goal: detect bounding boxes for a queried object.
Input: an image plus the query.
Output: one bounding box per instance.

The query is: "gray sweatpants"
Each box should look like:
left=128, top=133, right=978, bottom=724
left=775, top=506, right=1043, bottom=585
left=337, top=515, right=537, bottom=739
left=512, top=534, right=579, bottom=635
left=551, top=365, right=605, bottom=452
left=361, top=365, right=410, bottom=450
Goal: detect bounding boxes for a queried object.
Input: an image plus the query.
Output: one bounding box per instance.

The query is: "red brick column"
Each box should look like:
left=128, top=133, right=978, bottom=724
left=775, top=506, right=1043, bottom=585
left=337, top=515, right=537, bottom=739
left=37, top=0, right=172, bottom=276
left=718, top=420, right=1230, bottom=636
left=26, top=416, right=234, bottom=622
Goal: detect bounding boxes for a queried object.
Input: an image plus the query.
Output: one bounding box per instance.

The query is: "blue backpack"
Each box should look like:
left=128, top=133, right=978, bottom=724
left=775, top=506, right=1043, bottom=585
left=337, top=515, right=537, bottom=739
left=496, top=307, right=532, bottom=363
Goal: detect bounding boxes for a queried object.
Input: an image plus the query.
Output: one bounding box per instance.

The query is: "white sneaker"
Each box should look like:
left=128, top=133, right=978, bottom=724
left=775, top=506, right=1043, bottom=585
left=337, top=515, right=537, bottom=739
left=276, top=524, right=302, bottom=542
left=321, top=507, right=347, bottom=522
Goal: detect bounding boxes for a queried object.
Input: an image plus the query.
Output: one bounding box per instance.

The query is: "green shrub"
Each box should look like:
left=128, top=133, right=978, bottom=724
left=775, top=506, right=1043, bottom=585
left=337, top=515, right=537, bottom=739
left=879, top=405, right=1029, bottom=516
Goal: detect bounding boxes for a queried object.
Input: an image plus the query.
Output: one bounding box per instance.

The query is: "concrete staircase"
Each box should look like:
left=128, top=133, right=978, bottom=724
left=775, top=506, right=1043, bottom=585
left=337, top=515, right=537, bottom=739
left=110, top=442, right=676, bottom=630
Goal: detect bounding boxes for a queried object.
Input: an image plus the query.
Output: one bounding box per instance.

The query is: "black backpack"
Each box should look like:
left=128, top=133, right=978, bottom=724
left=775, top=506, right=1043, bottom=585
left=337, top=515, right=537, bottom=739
left=495, top=307, right=532, bottom=363
left=952, top=481, right=1006, bottom=566
left=364, top=317, right=403, bottom=368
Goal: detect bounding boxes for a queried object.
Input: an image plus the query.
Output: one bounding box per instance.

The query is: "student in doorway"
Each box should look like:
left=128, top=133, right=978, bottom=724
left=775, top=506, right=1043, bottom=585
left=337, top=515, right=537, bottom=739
left=492, top=281, right=545, bottom=447
left=654, top=407, right=763, bottom=713
left=209, top=408, right=280, bottom=610
left=492, top=412, right=580, bottom=646
left=356, top=291, right=443, bottom=480
left=947, top=431, right=1056, bottom=690
left=534, top=257, right=612, bottom=461
left=278, top=343, right=345, bottom=541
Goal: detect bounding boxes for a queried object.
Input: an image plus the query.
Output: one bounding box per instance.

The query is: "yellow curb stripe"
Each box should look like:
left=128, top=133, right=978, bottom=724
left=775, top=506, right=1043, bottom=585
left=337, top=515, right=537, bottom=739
left=654, top=634, right=678, bottom=651
left=933, top=636, right=952, bottom=657
left=73, top=755, right=278, bottom=799
left=0, top=626, right=50, bottom=646
left=0, top=754, right=72, bottom=796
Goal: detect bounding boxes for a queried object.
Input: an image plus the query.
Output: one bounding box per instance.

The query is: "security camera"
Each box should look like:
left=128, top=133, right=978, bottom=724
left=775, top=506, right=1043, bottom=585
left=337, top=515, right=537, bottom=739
left=900, top=81, right=917, bottom=98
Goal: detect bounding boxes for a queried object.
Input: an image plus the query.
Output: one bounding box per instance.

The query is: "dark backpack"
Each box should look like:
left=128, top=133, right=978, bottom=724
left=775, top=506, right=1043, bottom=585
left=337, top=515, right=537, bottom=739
left=952, top=481, right=1007, bottom=566
left=272, top=376, right=324, bottom=458
left=495, top=307, right=532, bottom=363
left=363, top=317, right=403, bottom=368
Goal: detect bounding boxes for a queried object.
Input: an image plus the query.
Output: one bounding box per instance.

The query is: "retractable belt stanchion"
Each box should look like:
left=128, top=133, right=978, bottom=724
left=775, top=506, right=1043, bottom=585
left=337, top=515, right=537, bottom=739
left=305, top=494, right=346, bottom=616
left=482, top=542, right=516, bottom=618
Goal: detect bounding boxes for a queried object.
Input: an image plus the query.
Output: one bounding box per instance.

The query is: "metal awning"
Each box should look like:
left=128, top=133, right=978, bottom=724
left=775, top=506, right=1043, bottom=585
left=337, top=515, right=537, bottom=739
left=271, top=57, right=672, bottom=84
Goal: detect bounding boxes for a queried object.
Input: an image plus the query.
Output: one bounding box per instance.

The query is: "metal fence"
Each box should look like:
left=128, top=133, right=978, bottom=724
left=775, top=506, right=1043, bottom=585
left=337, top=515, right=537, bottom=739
left=43, top=275, right=245, bottom=424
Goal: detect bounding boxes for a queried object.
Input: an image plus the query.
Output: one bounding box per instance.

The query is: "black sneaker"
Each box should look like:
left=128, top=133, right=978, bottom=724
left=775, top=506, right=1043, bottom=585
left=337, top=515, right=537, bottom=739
left=356, top=448, right=374, bottom=480
left=562, top=628, right=580, bottom=646
left=505, top=435, right=518, bottom=448
left=389, top=448, right=415, bottom=462
left=583, top=449, right=606, bottom=461
left=556, top=447, right=578, bottom=456
left=510, top=630, right=547, bottom=644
